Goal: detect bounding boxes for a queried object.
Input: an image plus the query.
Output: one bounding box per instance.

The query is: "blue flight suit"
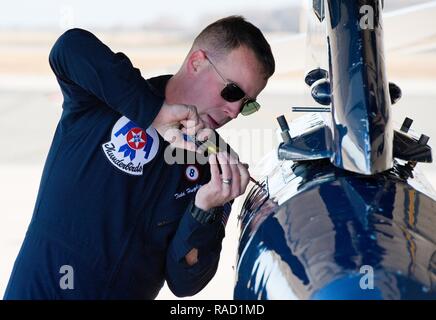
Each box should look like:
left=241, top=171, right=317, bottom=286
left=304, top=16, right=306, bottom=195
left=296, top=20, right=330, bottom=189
left=4, top=28, right=230, bottom=299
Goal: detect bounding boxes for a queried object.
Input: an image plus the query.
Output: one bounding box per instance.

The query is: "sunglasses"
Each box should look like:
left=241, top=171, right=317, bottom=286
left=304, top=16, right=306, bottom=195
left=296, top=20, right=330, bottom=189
left=203, top=52, right=261, bottom=116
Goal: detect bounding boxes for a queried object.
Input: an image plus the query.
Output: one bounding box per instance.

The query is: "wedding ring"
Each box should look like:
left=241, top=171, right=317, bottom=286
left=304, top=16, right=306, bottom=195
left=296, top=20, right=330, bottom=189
left=222, top=178, right=232, bottom=185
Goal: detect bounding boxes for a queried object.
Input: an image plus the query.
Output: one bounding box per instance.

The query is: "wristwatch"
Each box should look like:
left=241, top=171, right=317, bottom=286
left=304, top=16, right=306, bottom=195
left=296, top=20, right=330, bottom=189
left=189, top=200, right=220, bottom=224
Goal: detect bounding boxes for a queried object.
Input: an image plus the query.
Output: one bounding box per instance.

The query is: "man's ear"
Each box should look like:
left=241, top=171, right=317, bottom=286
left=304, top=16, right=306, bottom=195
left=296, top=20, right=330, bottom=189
left=186, top=49, right=207, bottom=74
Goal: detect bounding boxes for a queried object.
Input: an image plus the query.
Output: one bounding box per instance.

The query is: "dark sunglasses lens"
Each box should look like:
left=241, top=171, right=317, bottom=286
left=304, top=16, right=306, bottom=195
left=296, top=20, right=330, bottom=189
left=241, top=100, right=260, bottom=116
left=221, top=83, right=245, bottom=102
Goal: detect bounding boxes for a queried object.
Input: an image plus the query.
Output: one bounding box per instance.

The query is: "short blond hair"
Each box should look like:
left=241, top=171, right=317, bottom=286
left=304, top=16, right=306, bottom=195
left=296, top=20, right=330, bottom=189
left=193, top=16, right=275, bottom=79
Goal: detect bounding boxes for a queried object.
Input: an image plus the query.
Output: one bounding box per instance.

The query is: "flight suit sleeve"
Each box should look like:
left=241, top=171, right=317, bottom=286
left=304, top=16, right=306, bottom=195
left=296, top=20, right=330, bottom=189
left=164, top=202, right=232, bottom=297
left=48, top=28, right=163, bottom=129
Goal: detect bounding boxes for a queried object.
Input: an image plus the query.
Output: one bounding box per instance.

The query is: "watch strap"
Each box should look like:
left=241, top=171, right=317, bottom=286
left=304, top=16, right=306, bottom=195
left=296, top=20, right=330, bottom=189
left=189, top=201, right=219, bottom=224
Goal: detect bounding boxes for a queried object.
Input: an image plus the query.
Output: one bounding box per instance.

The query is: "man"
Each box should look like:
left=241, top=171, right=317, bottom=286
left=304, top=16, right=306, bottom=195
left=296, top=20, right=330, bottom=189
left=4, top=16, right=275, bottom=299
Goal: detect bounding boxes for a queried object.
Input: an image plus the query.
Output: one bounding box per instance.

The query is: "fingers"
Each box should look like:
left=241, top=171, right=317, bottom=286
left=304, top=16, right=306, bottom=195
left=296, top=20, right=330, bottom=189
left=181, top=119, right=204, bottom=138
left=238, top=162, right=250, bottom=194
left=217, top=153, right=232, bottom=199
left=180, top=105, right=204, bottom=137
left=228, top=153, right=250, bottom=197
left=196, top=128, right=214, bottom=143
left=197, top=152, right=252, bottom=210
left=224, top=152, right=250, bottom=198
left=209, top=153, right=220, bottom=185
left=229, top=155, right=241, bottom=196
left=162, top=128, right=197, bottom=152
left=216, top=153, right=249, bottom=200
left=154, top=103, right=206, bottom=152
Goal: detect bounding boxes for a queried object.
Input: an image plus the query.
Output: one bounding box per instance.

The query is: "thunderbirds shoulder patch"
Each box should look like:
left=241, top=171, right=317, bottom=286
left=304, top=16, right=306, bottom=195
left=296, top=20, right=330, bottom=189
left=102, top=116, right=159, bottom=175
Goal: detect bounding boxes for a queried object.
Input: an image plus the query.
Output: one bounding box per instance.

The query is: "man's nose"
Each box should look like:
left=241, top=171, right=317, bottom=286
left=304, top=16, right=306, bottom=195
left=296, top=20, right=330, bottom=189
left=224, top=102, right=241, bottom=119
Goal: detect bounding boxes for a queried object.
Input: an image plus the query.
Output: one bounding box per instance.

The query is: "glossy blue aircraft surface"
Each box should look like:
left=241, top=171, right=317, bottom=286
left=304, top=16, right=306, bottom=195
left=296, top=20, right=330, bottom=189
left=234, top=0, right=436, bottom=300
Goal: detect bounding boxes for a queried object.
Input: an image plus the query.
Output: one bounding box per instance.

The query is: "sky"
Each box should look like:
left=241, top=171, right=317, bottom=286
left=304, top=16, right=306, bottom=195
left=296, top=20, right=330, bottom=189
left=0, top=0, right=301, bottom=29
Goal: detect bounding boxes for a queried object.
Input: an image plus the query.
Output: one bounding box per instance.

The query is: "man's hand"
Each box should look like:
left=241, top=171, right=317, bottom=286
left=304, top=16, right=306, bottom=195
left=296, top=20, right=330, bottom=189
left=152, top=102, right=205, bottom=152
left=195, top=152, right=250, bottom=211
left=185, top=152, right=250, bottom=266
